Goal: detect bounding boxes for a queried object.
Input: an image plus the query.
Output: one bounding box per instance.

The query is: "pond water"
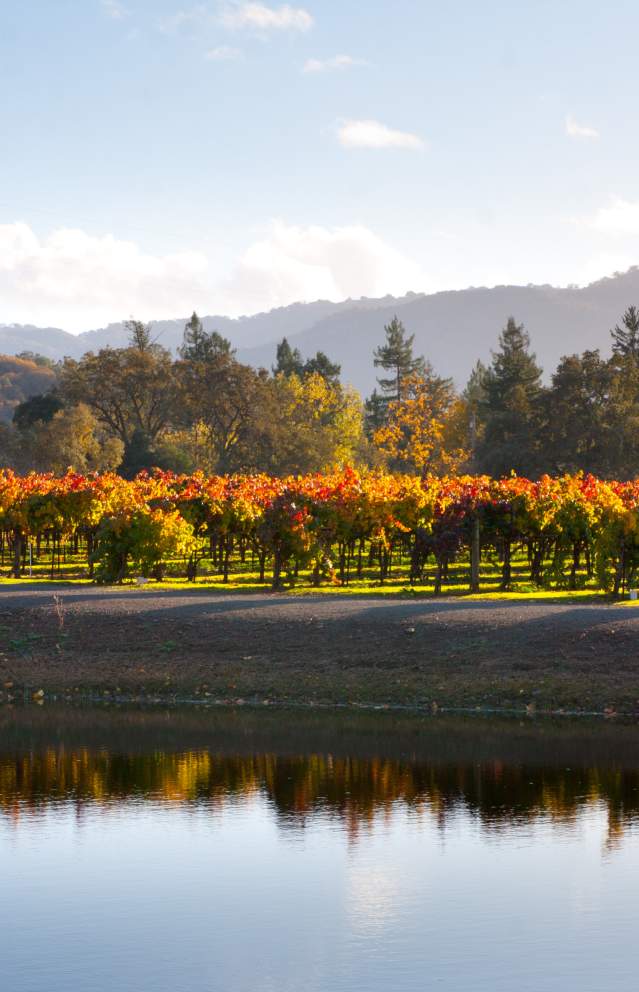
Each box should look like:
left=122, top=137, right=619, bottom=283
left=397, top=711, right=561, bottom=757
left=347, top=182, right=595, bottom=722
left=1, top=705, right=638, bottom=992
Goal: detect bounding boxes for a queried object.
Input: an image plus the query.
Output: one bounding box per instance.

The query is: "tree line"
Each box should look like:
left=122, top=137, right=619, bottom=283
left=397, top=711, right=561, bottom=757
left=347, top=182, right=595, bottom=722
left=2, top=305, right=639, bottom=479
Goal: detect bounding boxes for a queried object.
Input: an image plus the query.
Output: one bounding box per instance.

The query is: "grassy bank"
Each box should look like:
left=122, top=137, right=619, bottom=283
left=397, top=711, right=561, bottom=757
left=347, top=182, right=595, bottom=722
left=0, top=547, right=619, bottom=600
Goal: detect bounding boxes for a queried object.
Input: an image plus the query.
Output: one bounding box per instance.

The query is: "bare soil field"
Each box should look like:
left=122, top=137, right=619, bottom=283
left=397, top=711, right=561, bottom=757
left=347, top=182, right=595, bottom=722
left=1, top=587, right=639, bottom=714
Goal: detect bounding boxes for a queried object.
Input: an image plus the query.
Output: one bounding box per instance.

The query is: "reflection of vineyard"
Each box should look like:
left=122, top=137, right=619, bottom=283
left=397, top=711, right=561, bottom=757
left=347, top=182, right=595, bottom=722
left=1, top=749, right=638, bottom=844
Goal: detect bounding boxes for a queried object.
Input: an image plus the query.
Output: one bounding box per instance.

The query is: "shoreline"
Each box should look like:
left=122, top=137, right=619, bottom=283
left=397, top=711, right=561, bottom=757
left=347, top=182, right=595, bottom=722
left=4, top=700, right=639, bottom=760
left=3, top=687, right=636, bottom=717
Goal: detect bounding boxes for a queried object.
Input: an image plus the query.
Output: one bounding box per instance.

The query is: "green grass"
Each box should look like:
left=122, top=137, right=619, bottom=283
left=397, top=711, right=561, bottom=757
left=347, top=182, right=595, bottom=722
left=0, top=547, right=620, bottom=603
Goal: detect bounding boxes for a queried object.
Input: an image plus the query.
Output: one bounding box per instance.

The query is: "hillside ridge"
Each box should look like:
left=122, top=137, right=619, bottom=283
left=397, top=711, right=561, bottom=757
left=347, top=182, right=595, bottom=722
left=3, top=268, right=639, bottom=392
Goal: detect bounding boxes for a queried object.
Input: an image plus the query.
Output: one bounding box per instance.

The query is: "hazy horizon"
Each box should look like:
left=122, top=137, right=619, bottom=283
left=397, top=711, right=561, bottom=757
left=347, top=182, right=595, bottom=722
left=3, top=264, right=638, bottom=337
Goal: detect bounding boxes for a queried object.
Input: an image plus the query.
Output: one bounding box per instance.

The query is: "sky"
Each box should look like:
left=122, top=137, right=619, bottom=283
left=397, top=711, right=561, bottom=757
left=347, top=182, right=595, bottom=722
left=2, top=0, right=639, bottom=332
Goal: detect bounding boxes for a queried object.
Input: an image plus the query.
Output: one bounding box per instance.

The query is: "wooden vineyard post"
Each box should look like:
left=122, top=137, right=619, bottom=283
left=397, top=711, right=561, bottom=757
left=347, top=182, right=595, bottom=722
left=470, top=514, right=480, bottom=593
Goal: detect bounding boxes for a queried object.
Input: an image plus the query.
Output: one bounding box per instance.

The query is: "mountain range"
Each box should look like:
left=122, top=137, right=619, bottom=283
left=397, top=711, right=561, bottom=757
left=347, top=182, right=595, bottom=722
left=3, top=268, right=639, bottom=395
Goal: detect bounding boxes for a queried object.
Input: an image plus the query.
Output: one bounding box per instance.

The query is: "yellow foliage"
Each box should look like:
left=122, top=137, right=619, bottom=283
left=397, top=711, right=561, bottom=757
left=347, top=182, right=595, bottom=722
left=373, top=373, right=469, bottom=475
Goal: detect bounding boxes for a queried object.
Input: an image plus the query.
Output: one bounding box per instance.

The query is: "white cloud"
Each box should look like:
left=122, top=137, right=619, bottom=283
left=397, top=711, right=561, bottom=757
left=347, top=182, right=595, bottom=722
left=0, top=220, right=424, bottom=331
left=584, top=196, right=639, bottom=235
left=569, top=252, right=637, bottom=286
left=219, top=221, right=425, bottom=312
left=303, top=54, right=364, bottom=73
left=101, top=0, right=129, bottom=18
left=566, top=114, right=599, bottom=140
left=337, top=119, right=424, bottom=150
left=221, top=3, right=313, bottom=32
left=206, top=45, right=242, bottom=60
left=0, top=223, right=209, bottom=333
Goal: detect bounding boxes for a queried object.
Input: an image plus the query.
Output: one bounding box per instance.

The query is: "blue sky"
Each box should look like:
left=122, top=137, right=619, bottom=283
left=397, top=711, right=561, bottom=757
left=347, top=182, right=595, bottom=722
left=2, top=0, right=639, bottom=330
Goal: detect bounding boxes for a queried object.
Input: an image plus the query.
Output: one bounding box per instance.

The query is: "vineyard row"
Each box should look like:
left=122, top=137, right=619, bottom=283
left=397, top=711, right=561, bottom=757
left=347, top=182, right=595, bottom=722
left=2, top=469, right=639, bottom=593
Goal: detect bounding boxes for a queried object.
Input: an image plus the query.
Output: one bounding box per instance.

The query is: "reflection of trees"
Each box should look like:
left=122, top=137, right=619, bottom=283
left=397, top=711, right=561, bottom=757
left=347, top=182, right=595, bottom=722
left=1, top=749, right=639, bottom=845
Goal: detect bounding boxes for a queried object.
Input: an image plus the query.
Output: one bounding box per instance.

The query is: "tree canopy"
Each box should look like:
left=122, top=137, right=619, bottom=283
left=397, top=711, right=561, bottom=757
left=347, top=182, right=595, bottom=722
left=5, top=303, right=639, bottom=482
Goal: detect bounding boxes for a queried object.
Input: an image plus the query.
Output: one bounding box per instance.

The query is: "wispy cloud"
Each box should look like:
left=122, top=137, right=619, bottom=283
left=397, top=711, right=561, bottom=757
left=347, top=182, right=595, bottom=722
left=337, top=119, right=424, bottom=151
left=206, top=45, right=242, bottom=60
left=101, top=0, right=129, bottom=19
left=303, top=54, right=365, bottom=73
left=566, top=114, right=599, bottom=140
left=221, top=3, right=314, bottom=32
left=158, top=5, right=208, bottom=35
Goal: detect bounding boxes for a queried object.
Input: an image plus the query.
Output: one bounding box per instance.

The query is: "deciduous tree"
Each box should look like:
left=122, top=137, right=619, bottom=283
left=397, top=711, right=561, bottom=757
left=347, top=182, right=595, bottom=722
left=373, top=369, right=467, bottom=475
left=60, top=322, right=177, bottom=461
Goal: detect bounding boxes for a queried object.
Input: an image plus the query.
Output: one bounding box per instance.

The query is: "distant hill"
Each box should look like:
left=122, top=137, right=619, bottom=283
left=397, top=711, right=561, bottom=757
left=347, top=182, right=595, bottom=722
left=0, top=355, right=58, bottom=424
left=3, top=268, right=639, bottom=394
left=0, top=299, right=369, bottom=362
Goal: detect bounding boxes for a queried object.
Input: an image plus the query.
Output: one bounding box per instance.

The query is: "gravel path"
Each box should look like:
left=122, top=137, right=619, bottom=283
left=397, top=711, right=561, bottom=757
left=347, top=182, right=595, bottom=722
left=0, top=584, right=633, bottom=625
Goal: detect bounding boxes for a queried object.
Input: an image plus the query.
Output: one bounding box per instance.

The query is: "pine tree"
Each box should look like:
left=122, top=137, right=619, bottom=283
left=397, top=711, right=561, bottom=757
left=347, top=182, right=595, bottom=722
left=364, top=389, right=387, bottom=438
left=463, top=360, right=488, bottom=470
left=611, top=306, right=639, bottom=359
left=274, top=339, right=341, bottom=385
left=478, top=317, right=543, bottom=476
left=273, top=338, right=304, bottom=377
left=179, top=312, right=234, bottom=362
left=607, top=307, right=639, bottom=477
left=303, top=350, right=341, bottom=386
left=463, top=360, right=488, bottom=412
left=373, top=316, right=425, bottom=402
left=542, top=350, right=609, bottom=475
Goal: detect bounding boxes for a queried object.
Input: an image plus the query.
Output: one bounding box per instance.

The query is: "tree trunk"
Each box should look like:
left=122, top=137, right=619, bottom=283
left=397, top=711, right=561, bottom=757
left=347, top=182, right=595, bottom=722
left=272, top=547, right=283, bottom=590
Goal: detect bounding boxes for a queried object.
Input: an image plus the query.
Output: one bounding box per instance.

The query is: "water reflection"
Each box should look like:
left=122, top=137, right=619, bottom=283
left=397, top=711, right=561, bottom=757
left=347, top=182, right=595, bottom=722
left=2, top=706, right=639, bottom=848
left=2, top=705, right=639, bottom=992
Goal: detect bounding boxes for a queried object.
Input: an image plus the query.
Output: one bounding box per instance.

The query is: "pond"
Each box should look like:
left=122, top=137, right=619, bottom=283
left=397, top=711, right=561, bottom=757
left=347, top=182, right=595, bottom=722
left=1, top=705, right=638, bottom=992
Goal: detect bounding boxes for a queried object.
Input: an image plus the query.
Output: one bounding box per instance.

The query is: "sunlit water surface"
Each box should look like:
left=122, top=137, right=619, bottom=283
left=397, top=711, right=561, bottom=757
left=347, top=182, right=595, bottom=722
left=1, top=706, right=638, bottom=992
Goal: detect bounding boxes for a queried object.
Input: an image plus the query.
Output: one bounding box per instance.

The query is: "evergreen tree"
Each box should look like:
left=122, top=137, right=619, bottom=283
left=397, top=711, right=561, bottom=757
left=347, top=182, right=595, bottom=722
left=364, top=389, right=387, bottom=438
left=542, top=351, right=609, bottom=475
left=274, top=338, right=341, bottom=385
left=463, top=360, right=488, bottom=412
left=273, top=337, right=304, bottom=377
left=373, top=316, right=425, bottom=402
left=303, top=350, right=341, bottom=386
left=601, top=353, right=639, bottom=478
left=611, top=305, right=639, bottom=359
left=606, top=305, right=639, bottom=476
left=179, top=312, right=234, bottom=362
left=463, top=360, right=488, bottom=469
left=478, top=317, right=543, bottom=476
